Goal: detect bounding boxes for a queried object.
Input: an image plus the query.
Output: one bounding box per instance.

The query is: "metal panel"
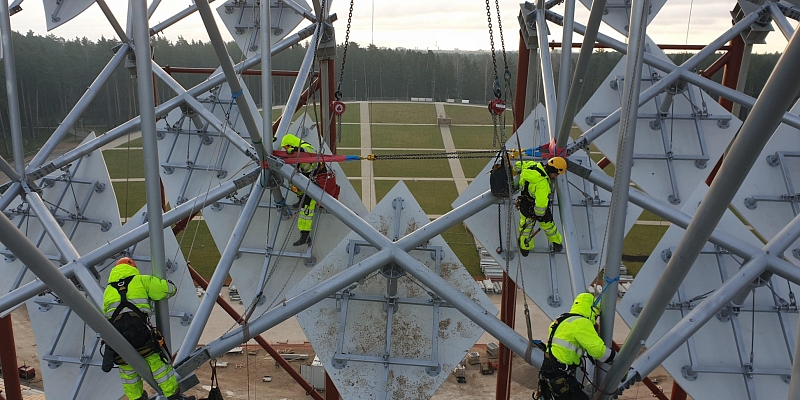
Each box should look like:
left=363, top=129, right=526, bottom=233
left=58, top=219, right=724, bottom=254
left=574, top=36, right=741, bottom=207
left=731, top=100, right=800, bottom=265
left=453, top=107, right=641, bottom=320
left=42, top=0, right=96, bottom=31
left=217, top=0, right=309, bottom=58
left=578, top=0, right=667, bottom=35
left=619, top=185, right=797, bottom=400
left=289, top=182, right=496, bottom=400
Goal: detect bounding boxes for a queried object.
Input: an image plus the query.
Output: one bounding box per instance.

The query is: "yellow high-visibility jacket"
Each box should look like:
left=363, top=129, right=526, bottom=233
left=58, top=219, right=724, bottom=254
left=102, top=264, right=175, bottom=318
left=281, top=134, right=319, bottom=175
left=516, top=161, right=551, bottom=217
left=547, top=293, right=612, bottom=366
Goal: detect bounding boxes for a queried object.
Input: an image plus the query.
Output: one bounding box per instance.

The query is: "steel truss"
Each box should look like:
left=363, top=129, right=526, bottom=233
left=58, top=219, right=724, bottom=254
left=1, top=0, right=800, bottom=399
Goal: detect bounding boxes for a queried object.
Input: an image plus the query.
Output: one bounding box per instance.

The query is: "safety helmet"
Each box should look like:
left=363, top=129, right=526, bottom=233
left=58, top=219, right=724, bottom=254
left=116, top=257, right=137, bottom=268
left=547, top=157, right=567, bottom=175
left=280, top=134, right=301, bottom=153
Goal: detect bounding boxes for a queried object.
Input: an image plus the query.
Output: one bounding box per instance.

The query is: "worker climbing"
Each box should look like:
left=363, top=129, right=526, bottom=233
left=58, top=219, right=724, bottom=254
left=101, top=257, right=195, bottom=400
left=536, top=293, right=616, bottom=400
left=281, top=133, right=326, bottom=247
left=515, top=156, right=565, bottom=256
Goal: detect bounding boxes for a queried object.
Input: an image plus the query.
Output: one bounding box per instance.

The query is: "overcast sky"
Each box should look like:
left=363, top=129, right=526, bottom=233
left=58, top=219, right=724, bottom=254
left=7, top=0, right=794, bottom=54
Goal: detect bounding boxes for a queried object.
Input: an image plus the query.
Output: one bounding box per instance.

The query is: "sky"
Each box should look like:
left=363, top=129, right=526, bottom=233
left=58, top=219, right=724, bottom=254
left=6, top=0, right=794, bottom=54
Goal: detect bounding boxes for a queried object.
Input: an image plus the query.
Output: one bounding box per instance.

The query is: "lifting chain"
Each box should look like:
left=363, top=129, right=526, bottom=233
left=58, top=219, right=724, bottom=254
left=334, top=0, right=354, bottom=144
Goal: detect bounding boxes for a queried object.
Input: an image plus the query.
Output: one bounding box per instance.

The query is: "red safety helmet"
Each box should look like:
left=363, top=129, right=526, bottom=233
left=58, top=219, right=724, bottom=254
left=116, top=257, right=137, bottom=268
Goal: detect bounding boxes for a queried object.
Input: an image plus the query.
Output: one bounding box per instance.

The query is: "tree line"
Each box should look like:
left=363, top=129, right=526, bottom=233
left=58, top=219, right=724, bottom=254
left=0, top=30, right=782, bottom=160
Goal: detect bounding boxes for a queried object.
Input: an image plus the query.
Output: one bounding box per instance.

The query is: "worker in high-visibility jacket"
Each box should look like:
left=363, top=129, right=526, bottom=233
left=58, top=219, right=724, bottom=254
left=281, top=133, right=324, bottom=246
left=514, top=156, right=565, bottom=257
left=538, top=293, right=616, bottom=400
left=102, top=257, right=194, bottom=400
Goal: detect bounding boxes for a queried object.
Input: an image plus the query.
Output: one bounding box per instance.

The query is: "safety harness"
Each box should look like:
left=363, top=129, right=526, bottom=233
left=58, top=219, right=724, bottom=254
left=537, top=313, right=583, bottom=399
left=106, top=276, right=169, bottom=364
left=516, top=163, right=547, bottom=218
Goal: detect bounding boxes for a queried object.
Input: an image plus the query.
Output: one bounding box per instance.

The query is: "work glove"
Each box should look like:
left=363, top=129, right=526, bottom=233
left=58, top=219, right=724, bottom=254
left=536, top=208, right=554, bottom=223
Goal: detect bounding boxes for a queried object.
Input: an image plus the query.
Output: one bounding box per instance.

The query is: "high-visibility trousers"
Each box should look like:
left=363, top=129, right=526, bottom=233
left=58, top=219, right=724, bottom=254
left=518, top=214, right=563, bottom=250
left=118, top=352, right=178, bottom=399
left=297, top=196, right=316, bottom=232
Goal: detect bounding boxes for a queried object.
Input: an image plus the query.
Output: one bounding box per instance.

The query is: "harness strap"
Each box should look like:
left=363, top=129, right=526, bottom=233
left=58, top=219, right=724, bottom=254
left=108, top=276, right=149, bottom=323
left=546, top=313, right=581, bottom=359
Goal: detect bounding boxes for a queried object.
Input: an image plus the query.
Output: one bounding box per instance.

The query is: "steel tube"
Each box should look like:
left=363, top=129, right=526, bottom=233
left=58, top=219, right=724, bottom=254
left=132, top=0, right=171, bottom=344
left=26, top=25, right=314, bottom=180
left=763, top=213, right=800, bottom=256
left=95, top=0, right=130, bottom=43
left=0, top=155, right=20, bottom=182
left=395, top=191, right=496, bottom=251
left=599, top=27, right=800, bottom=399
left=185, top=266, right=324, bottom=400
left=195, top=0, right=270, bottom=158
left=555, top=177, right=587, bottom=298
left=262, top=0, right=275, bottom=152
left=274, top=29, right=320, bottom=139
left=555, top=0, right=575, bottom=135
left=554, top=0, right=608, bottom=147
left=0, top=170, right=259, bottom=315
left=0, top=0, right=25, bottom=176
left=178, top=248, right=394, bottom=365
left=23, top=191, right=81, bottom=264
left=623, top=256, right=769, bottom=391
left=28, top=47, right=130, bottom=169
left=150, top=0, right=219, bottom=36
left=175, top=183, right=265, bottom=362
left=282, top=0, right=317, bottom=22
left=393, top=250, right=543, bottom=367
left=535, top=8, right=559, bottom=140
left=0, top=212, right=161, bottom=392
left=597, top=0, right=648, bottom=384
left=771, top=3, right=796, bottom=40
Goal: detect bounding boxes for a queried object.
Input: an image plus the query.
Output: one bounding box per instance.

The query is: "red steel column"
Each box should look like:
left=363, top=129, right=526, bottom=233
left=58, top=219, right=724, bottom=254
left=495, top=32, right=532, bottom=400
left=0, top=315, right=23, bottom=400
left=187, top=267, right=324, bottom=400
left=670, top=381, right=688, bottom=400
left=325, top=372, right=339, bottom=400
left=327, top=60, right=337, bottom=154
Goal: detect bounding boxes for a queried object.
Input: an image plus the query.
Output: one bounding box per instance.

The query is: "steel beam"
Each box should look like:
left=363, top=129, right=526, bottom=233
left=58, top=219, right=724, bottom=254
left=0, top=169, right=260, bottom=315
left=150, top=0, right=219, bottom=36
left=771, top=3, right=796, bottom=40
left=622, top=256, right=768, bottom=391
left=597, top=0, right=648, bottom=385
left=0, top=0, right=24, bottom=176
left=555, top=0, right=575, bottom=135
left=535, top=7, right=558, bottom=140
left=598, top=27, right=800, bottom=399
left=262, top=0, right=275, bottom=150
left=195, top=0, right=270, bottom=159
left=0, top=212, right=161, bottom=392
left=132, top=0, right=171, bottom=344
left=175, top=183, right=265, bottom=362
left=95, top=0, right=129, bottom=43
left=28, top=46, right=130, bottom=169
left=274, top=27, right=321, bottom=139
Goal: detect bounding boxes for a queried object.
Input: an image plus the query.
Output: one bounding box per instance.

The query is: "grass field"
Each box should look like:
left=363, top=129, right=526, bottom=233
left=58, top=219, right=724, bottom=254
left=369, top=103, right=437, bottom=124
left=99, top=103, right=674, bottom=280
left=116, top=137, right=143, bottom=148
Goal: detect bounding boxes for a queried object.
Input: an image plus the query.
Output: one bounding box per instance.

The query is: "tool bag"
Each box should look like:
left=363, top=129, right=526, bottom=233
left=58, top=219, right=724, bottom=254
left=202, top=361, right=224, bottom=400
left=489, top=152, right=512, bottom=198
left=516, top=182, right=537, bottom=218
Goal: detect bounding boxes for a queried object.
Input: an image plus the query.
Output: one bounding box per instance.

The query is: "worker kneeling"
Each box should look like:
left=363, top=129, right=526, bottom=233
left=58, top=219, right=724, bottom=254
left=102, top=257, right=195, bottom=400
left=515, top=157, right=565, bottom=257
left=538, top=293, right=616, bottom=400
left=281, top=133, right=327, bottom=247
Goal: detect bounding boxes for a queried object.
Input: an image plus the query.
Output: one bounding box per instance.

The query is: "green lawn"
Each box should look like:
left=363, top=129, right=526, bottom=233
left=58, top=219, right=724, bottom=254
left=340, top=102, right=360, bottom=124
left=371, top=125, right=444, bottom=148
left=338, top=124, right=361, bottom=148
left=176, top=220, right=221, bottom=280
left=116, top=137, right=143, bottom=148
left=374, top=180, right=458, bottom=215
left=461, top=157, right=492, bottom=179
left=349, top=179, right=362, bottom=199
left=622, top=225, right=668, bottom=276
left=369, top=103, right=437, bottom=124
left=104, top=149, right=145, bottom=179
left=337, top=149, right=361, bottom=177
left=441, top=223, right=481, bottom=277
left=112, top=181, right=146, bottom=218
left=372, top=150, right=453, bottom=178
left=444, top=104, right=495, bottom=125
left=450, top=126, right=498, bottom=149
left=638, top=210, right=665, bottom=221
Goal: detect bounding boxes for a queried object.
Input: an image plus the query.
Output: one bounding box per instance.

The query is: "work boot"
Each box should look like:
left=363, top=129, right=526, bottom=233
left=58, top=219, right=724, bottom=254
left=552, top=243, right=563, bottom=252
left=292, top=231, right=311, bottom=246
left=520, top=249, right=529, bottom=257
left=166, top=393, right=196, bottom=400
left=134, top=392, right=148, bottom=400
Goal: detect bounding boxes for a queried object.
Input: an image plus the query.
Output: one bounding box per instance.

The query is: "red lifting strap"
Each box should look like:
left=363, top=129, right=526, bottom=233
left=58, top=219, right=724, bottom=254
left=259, top=151, right=350, bottom=168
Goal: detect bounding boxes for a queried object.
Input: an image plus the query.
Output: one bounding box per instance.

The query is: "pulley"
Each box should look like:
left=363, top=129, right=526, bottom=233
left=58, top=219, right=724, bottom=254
left=332, top=101, right=346, bottom=116
left=488, top=98, right=506, bottom=116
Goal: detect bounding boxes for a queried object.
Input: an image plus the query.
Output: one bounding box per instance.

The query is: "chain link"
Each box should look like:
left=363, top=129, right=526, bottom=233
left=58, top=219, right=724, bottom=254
left=485, top=0, right=498, bottom=80
left=335, top=0, right=354, bottom=100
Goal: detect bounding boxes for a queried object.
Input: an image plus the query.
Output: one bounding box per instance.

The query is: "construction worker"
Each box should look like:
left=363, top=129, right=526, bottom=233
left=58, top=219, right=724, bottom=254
left=281, top=133, right=325, bottom=247
left=515, top=156, right=565, bottom=257
left=538, top=293, right=616, bottom=400
left=102, top=257, right=195, bottom=400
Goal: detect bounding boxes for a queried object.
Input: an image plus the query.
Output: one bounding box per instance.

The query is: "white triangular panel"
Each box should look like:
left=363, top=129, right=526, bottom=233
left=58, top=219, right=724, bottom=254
left=288, top=181, right=496, bottom=399
left=575, top=36, right=741, bottom=207
left=453, top=107, right=641, bottom=320
left=731, top=100, right=800, bottom=265
left=218, top=0, right=309, bottom=59
left=578, top=0, right=667, bottom=35
left=619, top=185, right=796, bottom=400
left=43, top=0, right=96, bottom=31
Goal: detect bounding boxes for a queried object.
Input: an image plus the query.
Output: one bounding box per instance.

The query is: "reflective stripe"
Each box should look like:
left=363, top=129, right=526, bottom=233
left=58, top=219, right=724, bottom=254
left=155, top=369, right=175, bottom=384
left=534, top=206, right=547, bottom=214
left=121, top=376, right=141, bottom=384
left=152, top=364, right=170, bottom=377
left=552, top=338, right=579, bottom=353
